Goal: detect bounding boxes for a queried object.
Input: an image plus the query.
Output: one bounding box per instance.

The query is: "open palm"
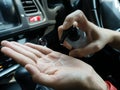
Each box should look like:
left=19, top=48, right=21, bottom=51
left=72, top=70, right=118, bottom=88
left=1, top=41, right=106, bottom=90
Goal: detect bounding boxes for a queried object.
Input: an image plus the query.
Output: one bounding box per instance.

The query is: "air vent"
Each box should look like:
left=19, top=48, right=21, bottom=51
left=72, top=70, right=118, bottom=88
left=21, top=0, right=38, bottom=14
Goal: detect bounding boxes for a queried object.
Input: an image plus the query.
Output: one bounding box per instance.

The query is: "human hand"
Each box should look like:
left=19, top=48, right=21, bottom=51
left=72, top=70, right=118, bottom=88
left=1, top=41, right=107, bottom=90
left=58, top=10, right=113, bottom=57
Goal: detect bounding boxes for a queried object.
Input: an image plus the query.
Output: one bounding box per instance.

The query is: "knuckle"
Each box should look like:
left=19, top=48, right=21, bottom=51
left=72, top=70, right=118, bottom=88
left=76, top=10, right=83, bottom=13
left=76, top=10, right=84, bottom=16
left=65, top=15, right=73, bottom=22
left=94, top=44, right=101, bottom=52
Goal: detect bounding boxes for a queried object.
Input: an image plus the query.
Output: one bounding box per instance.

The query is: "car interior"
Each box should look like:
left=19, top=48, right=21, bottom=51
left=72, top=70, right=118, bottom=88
left=0, top=0, right=120, bottom=90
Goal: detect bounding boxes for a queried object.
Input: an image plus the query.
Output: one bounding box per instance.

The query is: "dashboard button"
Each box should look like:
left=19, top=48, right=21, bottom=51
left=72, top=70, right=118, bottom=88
left=29, top=16, right=41, bottom=23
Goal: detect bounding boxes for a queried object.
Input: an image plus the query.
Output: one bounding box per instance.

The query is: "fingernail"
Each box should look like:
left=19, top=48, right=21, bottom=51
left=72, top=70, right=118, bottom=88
left=1, top=40, right=8, bottom=46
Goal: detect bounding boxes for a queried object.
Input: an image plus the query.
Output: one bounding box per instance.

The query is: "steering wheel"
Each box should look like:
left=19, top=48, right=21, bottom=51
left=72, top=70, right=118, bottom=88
left=98, top=0, right=120, bottom=30
left=68, top=0, right=120, bottom=30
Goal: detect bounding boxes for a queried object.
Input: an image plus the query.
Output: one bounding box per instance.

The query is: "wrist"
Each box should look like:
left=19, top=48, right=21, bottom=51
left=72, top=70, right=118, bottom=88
left=107, top=30, right=116, bottom=44
left=84, top=68, right=108, bottom=90
left=90, top=77, right=108, bottom=90
left=108, top=30, right=120, bottom=49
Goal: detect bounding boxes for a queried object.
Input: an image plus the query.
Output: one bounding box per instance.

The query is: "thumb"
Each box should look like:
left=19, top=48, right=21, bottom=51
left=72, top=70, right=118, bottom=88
left=69, top=41, right=103, bottom=58
left=25, top=64, right=55, bottom=87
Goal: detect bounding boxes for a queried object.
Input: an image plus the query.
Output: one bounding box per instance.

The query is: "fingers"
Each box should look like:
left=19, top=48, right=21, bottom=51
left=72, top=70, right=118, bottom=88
left=58, top=25, right=63, bottom=40
left=25, top=43, right=53, bottom=55
left=62, top=41, right=72, bottom=50
left=58, top=10, right=86, bottom=40
left=1, top=41, right=55, bottom=66
left=1, top=47, right=36, bottom=66
left=58, top=10, right=89, bottom=49
left=57, top=26, right=73, bottom=49
left=12, top=41, right=44, bottom=58
left=1, top=41, right=39, bottom=62
left=69, top=41, right=103, bottom=57
left=62, top=10, right=88, bottom=30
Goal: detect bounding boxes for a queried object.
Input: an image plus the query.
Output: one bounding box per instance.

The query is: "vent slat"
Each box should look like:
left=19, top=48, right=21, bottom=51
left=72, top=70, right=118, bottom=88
left=21, top=0, right=38, bottom=14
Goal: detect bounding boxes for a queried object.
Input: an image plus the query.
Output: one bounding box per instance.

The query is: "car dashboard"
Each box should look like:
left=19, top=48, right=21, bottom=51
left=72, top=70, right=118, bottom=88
left=0, top=0, right=59, bottom=79
left=0, top=0, right=56, bottom=38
